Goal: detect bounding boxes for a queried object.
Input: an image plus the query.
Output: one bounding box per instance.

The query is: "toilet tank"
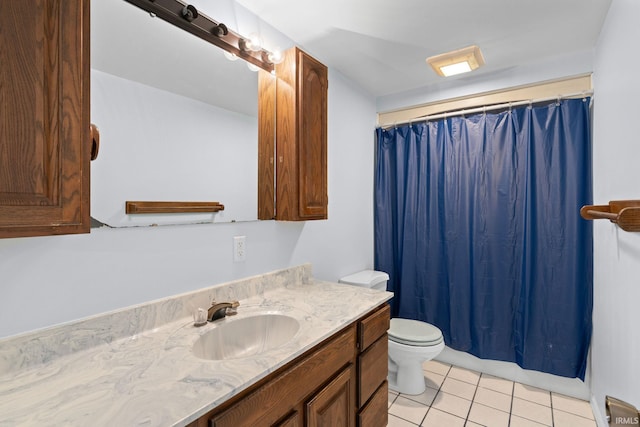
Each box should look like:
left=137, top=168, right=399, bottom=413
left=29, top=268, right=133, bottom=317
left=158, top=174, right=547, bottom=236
left=339, top=270, right=389, bottom=291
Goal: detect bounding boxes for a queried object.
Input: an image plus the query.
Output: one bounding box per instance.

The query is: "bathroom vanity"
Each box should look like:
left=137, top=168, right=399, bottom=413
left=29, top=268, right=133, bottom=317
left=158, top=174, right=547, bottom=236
left=193, top=303, right=390, bottom=427
left=0, top=265, right=392, bottom=426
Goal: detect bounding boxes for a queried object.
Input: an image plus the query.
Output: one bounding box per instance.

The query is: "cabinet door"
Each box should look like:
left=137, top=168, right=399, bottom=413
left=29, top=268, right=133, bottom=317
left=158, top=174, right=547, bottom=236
left=296, top=50, right=327, bottom=220
left=0, top=0, right=90, bottom=238
left=306, top=365, right=355, bottom=427
left=269, top=47, right=327, bottom=221
left=257, top=70, right=276, bottom=220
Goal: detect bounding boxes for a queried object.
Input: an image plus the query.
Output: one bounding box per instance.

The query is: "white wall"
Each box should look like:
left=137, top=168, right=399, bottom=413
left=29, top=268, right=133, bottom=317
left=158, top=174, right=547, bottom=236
left=0, top=68, right=376, bottom=340
left=591, top=0, right=640, bottom=422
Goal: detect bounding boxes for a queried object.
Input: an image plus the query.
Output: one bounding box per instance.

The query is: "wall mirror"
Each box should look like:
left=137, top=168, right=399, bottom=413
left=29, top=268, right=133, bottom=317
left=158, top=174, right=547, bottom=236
left=90, top=0, right=273, bottom=227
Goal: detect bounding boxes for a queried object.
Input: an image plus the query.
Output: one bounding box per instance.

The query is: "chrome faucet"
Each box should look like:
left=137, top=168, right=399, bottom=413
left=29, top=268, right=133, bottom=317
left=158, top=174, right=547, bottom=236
left=207, top=300, right=240, bottom=322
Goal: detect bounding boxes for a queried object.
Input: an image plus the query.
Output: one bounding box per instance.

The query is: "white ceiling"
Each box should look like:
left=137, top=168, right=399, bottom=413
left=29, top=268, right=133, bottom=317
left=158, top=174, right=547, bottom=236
left=92, top=0, right=612, bottom=112
left=235, top=0, right=612, bottom=97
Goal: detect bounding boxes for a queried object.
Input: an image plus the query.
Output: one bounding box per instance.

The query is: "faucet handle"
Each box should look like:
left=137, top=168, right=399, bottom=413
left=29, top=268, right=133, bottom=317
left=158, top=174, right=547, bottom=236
left=224, top=301, right=239, bottom=316
left=210, top=300, right=239, bottom=307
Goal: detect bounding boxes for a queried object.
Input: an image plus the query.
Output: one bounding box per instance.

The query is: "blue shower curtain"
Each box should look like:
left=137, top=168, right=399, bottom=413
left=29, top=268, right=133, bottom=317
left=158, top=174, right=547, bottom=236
left=374, top=99, right=592, bottom=379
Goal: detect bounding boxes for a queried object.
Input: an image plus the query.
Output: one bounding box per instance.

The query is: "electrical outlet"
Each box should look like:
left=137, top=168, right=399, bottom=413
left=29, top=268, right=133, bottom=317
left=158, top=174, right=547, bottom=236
left=233, top=236, right=246, bottom=262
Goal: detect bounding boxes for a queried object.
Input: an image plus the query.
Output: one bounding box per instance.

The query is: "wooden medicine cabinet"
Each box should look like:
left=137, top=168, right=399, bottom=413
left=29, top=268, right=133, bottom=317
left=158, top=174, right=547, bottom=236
left=259, top=47, right=329, bottom=221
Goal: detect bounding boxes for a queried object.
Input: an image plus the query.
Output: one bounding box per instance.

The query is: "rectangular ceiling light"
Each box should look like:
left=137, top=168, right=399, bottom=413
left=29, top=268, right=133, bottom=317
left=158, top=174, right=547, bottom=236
left=427, top=45, right=485, bottom=77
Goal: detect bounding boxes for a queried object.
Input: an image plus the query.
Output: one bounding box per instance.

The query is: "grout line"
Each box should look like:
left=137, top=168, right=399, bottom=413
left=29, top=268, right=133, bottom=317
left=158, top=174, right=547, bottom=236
left=465, top=375, right=481, bottom=424
left=508, top=379, right=516, bottom=425
left=389, top=407, right=421, bottom=426
left=441, top=364, right=471, bottom=423
left=476, top=373, right=514, bottom=397
left=553, top=407, right=597, bottom=422
left=422, top=403, right=432, bottom=425
left=511, top=396, right=555, bottom=427
left=389, top=391, right=398, bottom=409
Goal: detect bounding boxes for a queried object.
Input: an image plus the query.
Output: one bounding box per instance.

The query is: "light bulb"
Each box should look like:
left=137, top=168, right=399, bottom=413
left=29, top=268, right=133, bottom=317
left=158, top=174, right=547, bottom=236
left=224, top=51, right=238, bottom=61
left=247, top=62, right=260, bottom=72
left=245, top=32, right=263, bottom=52
left=267, top=48, right=283, bottom=64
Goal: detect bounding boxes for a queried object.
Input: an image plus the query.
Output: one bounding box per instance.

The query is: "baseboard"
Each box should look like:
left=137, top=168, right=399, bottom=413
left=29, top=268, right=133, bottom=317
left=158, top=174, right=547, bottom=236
left=591, top=395, right=609, bottom=427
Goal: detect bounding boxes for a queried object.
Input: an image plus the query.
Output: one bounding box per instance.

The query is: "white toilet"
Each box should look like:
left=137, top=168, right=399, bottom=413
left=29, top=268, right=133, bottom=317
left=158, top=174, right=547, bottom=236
left=339, top=270, right=445, bottom=395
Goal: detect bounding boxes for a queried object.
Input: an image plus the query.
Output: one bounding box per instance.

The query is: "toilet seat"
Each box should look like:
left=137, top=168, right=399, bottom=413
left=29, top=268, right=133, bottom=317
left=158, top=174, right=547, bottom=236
left=389, top=318, right=443, bottom=346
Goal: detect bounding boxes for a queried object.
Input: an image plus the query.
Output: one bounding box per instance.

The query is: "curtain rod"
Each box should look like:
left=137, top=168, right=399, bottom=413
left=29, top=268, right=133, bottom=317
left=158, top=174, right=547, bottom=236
left=380, top=90, right=594, bottom=129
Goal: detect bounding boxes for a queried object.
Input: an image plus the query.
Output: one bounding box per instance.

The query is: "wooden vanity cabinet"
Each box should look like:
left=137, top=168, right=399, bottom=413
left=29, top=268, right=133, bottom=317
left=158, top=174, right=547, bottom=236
left=0, top=0, right=91, bottom=238
left=258, top=47, right=328, bottom=221
left=190, top=304, right=390, bottom=427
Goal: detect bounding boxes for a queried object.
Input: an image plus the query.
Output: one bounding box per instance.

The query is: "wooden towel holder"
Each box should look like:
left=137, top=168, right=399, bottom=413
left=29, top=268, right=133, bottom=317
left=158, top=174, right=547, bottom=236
left=126, top=201, right=225, bottom=214
left=580, top=200, right=640, bottom=232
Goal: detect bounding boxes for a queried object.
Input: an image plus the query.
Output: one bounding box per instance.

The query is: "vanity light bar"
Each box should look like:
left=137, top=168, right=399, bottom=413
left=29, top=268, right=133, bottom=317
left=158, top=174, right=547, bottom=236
left=124, top=0, right=275, bottom=73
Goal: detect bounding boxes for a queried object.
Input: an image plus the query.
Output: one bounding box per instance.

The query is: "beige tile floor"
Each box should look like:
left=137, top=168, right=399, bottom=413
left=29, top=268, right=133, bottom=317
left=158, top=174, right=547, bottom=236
left=388, top=361, right=597, bottom=427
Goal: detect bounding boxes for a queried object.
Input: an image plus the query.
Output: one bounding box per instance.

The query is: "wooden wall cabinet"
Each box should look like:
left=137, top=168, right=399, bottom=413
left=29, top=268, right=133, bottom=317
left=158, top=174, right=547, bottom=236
left=189, top=304, right=389, bottom=427
left=258, top=47, right=328, bottom=221
left=0, top=0, right=91, bottom=238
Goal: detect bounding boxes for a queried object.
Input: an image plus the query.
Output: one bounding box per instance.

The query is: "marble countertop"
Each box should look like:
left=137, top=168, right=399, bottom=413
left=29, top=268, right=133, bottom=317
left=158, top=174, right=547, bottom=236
left=0, top=268, right=392, bottom=426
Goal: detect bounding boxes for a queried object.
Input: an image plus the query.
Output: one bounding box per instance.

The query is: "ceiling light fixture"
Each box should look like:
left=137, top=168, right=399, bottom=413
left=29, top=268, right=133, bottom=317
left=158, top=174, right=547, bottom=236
left=426, top=45, right=485, bottom=77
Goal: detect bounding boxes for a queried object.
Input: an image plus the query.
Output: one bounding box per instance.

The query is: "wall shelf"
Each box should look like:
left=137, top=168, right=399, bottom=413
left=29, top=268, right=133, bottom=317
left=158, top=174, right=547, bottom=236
left=580, top=200, right=640, bottom=232
left=125, top=201, right=224, bottom=214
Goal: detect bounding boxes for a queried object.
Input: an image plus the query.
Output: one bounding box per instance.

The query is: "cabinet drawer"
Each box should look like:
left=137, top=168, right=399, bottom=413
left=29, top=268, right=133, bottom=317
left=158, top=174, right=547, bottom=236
left=357, top=334, right=388, bottom=407
left=358, top=304, right=390, bottom=351
left=210, top=324, right=356, bottom=427
left=357, top=381, right=388, bottom=427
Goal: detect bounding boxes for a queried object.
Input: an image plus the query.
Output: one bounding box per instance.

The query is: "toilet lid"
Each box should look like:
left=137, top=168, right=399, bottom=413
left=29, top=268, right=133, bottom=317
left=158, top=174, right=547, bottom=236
left=389, top=318, right=444, bottom=346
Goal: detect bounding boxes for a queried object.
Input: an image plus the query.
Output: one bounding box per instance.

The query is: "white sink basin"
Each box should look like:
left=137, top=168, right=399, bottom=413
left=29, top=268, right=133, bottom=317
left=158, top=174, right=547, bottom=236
left=192, top=314, right=300, bottom=360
